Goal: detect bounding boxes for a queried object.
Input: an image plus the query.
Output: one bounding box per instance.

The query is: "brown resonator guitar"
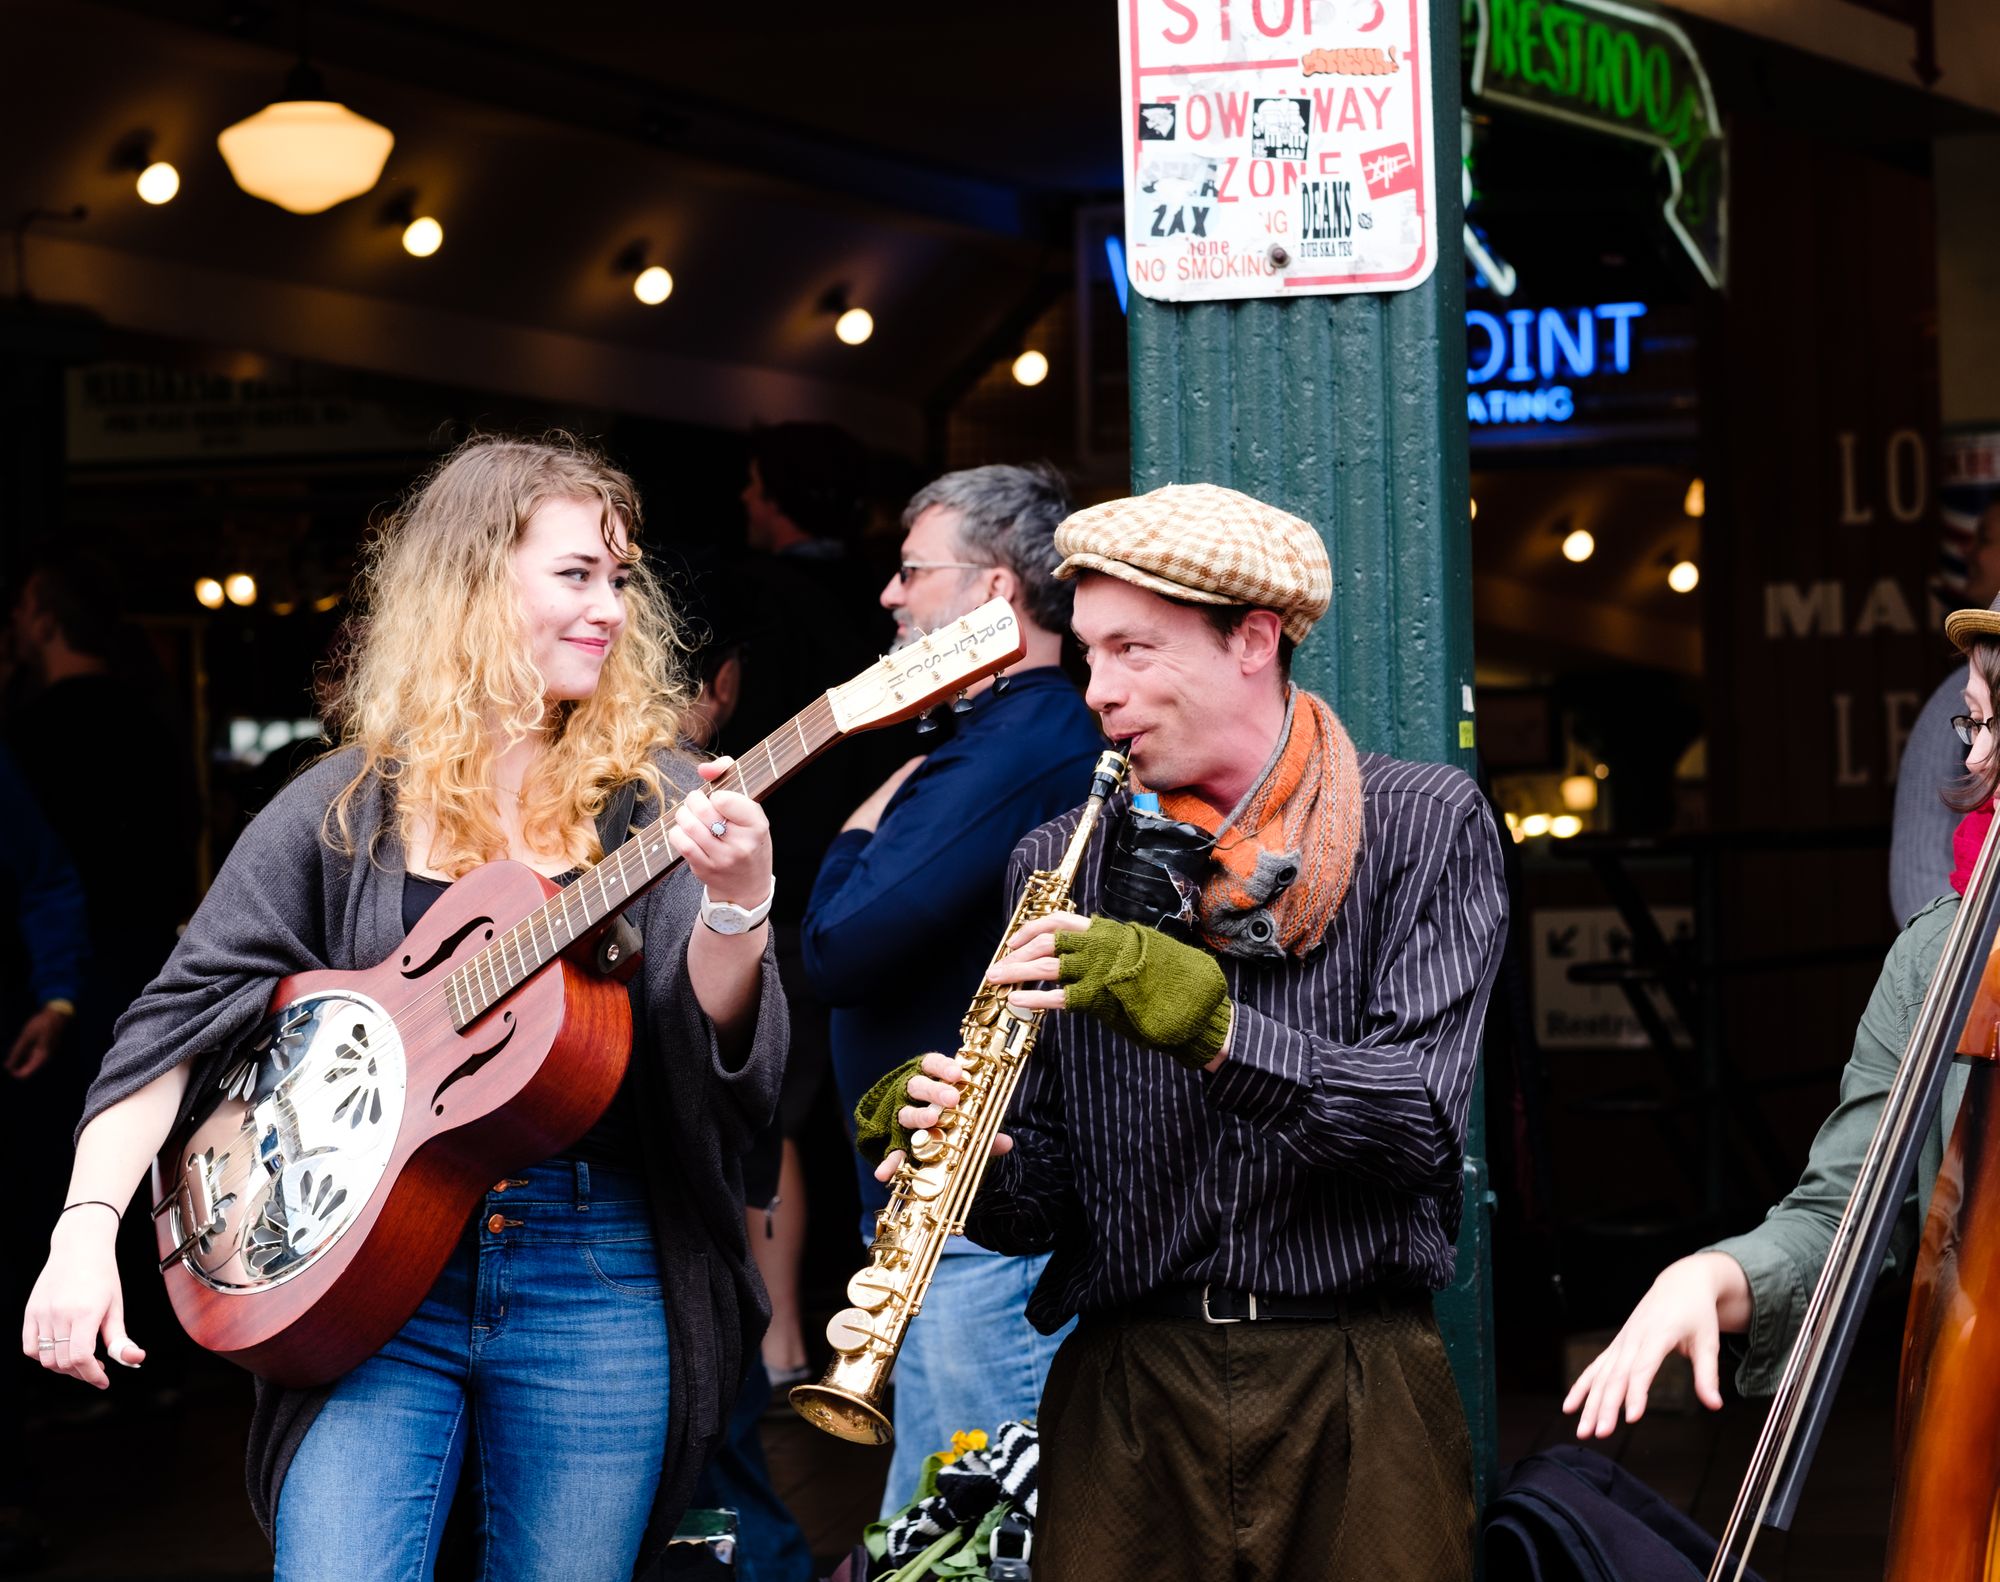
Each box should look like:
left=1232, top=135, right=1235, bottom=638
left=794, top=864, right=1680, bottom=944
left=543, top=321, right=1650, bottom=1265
left=151, top=601, right=1027, bottom=1387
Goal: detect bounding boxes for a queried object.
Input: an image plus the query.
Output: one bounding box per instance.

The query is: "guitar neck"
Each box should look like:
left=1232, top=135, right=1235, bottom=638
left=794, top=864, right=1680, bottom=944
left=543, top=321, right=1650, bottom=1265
left=446, top=695, right=840, bottom=1028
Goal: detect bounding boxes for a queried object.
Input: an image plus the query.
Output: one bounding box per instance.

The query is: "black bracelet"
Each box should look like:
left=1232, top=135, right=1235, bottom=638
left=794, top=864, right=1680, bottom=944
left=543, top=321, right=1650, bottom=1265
left=61, top=1200, right=120, bottom=1220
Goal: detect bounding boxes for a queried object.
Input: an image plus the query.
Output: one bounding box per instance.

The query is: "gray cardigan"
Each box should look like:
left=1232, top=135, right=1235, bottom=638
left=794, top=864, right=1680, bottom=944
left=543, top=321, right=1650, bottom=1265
left=79, top=747, right=786, bottom=1572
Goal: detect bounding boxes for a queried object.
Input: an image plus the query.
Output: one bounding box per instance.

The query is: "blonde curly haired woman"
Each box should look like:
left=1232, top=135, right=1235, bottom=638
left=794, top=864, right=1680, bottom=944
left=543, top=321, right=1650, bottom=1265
left=18, top=435, right=786, bottom=1580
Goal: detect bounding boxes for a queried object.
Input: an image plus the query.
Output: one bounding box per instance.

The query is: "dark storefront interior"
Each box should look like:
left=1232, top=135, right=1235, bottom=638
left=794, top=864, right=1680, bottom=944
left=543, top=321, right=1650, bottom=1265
left=4, top=1, right=2000, bottom=1577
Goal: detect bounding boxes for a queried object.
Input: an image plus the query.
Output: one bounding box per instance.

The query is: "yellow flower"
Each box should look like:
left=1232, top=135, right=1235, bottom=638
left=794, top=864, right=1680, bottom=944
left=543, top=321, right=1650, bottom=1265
left=947, top=1428, right=989, bottom=1459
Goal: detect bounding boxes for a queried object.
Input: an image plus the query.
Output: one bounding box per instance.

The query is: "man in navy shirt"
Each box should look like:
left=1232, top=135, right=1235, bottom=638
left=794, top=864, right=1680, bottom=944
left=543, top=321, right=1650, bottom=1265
left=803, top=463, right=1104, bottom=1511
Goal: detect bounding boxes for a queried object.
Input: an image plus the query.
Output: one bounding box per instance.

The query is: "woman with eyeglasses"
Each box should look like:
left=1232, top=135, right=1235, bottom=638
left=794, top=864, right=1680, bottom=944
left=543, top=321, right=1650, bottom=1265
left=1565, top=610, right=2000, bottom=1438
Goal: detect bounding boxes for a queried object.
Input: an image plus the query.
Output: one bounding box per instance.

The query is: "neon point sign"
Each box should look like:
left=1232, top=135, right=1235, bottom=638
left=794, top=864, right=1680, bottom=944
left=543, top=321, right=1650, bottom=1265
left=1466, top=300, right=1646, bottom=427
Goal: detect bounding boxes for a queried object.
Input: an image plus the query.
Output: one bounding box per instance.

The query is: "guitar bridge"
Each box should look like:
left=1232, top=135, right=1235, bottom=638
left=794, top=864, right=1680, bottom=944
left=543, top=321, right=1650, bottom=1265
left=156, top=1156, right=221, bottom=1271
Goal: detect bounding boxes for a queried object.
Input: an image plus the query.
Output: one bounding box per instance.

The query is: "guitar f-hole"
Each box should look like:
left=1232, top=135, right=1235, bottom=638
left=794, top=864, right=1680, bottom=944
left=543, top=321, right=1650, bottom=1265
left=432, top=1012, right=517, bottom=1115
left=401, top=915, right=496, bottom=979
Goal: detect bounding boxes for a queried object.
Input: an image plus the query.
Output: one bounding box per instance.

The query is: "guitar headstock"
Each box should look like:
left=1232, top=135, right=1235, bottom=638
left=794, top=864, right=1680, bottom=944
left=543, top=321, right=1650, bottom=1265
left=827, top=599, right=1028, bottom=735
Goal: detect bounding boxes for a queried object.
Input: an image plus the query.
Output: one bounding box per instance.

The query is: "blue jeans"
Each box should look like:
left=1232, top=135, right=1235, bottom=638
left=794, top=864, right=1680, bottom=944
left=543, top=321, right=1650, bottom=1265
left=275, top=1161, right=669, bottom=1581
left=880, top=1251, right=1073, bottom=1519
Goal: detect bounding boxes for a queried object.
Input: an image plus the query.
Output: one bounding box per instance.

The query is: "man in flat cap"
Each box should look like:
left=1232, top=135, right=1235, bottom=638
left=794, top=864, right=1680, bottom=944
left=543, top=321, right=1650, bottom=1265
left=861, top=482, right=1508, bottom=1579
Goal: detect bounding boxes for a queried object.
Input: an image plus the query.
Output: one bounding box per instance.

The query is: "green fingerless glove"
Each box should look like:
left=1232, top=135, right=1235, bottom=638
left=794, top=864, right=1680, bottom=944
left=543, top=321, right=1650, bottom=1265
left=854, top=1056, right=927, bottom=1167
left=1054, top=917, right=1233, bottom=1070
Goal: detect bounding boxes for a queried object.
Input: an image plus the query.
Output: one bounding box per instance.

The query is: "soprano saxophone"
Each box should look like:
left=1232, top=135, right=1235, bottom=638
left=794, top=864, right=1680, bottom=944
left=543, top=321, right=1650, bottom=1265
left=791, top=746, right=1130, bottom=1446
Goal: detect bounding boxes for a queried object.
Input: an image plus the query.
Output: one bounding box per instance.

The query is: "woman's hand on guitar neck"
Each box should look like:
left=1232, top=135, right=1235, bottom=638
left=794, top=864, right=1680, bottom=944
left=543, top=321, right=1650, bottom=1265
left=22, top=1210, right=143, bottom=1390
left=1563, top=1251, right=1751, bottom=1437
left=673, top=757, right=776, bottom=1042
left=669, top=758, right=774, bottom=910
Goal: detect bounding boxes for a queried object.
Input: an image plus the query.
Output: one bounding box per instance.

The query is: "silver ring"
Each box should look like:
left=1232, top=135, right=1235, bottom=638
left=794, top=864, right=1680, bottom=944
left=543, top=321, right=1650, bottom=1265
left=709, top=819, right=728, bottom=838
left=53, top=1334, right=70, bottom=1344
left=35, top=1339, right=53, bottom=1351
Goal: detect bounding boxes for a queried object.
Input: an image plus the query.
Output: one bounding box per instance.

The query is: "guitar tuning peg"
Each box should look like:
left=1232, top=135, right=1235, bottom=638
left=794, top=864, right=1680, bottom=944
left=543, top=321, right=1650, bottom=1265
left=993, top=673, right=1012, bottom=695
left=914, top=709, right=940, bottom=735
left=950, top=691, right=973, bottom=714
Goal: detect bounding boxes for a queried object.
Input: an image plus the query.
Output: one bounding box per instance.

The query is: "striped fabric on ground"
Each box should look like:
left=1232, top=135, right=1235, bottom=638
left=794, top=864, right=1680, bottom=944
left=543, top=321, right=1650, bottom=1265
left=881, top=1419, right=1040, bottom=1570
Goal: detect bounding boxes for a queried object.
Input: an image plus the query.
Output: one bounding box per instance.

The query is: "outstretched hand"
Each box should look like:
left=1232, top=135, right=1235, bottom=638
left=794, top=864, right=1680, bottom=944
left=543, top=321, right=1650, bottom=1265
left=1563, top=1252, right=1750, bottom=1437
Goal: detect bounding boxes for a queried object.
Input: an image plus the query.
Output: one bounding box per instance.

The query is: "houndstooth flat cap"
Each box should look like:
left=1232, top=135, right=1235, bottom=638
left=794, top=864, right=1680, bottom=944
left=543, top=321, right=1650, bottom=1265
left=1052, top=482, right=1333, bottom=644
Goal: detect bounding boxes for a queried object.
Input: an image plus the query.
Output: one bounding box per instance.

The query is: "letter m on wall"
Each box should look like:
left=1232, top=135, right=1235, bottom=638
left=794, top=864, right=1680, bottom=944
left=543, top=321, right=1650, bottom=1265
left=1764, top=580, right=1844, bottom=638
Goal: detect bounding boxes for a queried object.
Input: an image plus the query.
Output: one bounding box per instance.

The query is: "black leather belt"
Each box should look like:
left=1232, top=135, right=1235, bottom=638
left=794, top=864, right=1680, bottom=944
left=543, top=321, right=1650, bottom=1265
left=1112, top=1281, right=1432, bottom=1326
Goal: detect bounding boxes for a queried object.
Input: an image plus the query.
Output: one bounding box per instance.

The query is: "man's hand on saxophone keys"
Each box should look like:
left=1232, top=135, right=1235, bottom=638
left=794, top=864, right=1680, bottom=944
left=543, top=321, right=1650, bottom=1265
left=982, top=910, right=1092, bottom=1012
left=871, top=1053, right=1015, bottom=1184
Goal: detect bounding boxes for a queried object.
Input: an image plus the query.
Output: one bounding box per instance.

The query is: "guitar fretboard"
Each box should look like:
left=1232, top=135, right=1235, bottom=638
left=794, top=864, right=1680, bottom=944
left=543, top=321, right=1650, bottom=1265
left=443, top=695, right=839, bottom=1029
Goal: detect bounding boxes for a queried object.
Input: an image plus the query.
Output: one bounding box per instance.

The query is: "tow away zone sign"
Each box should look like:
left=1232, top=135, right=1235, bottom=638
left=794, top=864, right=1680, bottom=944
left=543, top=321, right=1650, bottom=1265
left=1118, top=0, right=1439, bottom=301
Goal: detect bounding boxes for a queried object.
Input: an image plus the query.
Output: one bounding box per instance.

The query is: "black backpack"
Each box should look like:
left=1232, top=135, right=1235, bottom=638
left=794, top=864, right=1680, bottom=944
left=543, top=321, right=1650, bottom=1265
left=1484, top=1446, right=1767, bottom=1582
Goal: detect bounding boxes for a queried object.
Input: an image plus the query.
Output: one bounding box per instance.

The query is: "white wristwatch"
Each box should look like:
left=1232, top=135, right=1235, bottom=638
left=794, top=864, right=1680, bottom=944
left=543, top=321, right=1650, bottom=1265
left=699, top=877, right=777, bottom=935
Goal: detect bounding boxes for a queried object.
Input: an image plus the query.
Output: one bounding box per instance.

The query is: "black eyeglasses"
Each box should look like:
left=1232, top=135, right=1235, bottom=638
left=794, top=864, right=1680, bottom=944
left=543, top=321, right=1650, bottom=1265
left=1952, top=714, right=1998, bottom=747
left=896, top=560, right=989, bottom=584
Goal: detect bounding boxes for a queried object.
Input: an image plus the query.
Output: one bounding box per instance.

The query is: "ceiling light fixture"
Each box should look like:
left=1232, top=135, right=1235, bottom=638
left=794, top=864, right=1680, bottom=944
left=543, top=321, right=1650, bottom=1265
left=1561, top=527, right=1595, bottom=563
left=218, top=58, right=393, bottom=215
left=114, top=133, right=180, bottom=205
left=224, top=572, right=258, bottom=606
left=1668, top=559, right=1700, bottom=593
left=614, top=241, right=673, bottom=306
left=402, top=215, right=443, bottom=257
left=379, top=193, right=443, bottom=258
left=194, top=577, right=224, bottom=610
left=137, top=161, right=180, bottom=205
left=1012, top=350, right=1050, bottom=387
left=1683, top=477, right=1706, bottom=519
left=634, top=265, right=674, bottom=305
left=820, top=285, right=874, bottom=346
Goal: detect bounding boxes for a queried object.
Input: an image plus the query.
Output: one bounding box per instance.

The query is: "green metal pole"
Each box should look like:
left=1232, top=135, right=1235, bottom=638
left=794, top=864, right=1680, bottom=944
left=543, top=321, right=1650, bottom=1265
left=1126, top=0, right=1493, bottom=1514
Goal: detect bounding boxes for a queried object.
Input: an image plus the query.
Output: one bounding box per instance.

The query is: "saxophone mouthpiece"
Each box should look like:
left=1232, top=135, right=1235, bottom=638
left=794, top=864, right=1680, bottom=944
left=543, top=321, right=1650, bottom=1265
left=1090, top=746, right=1132, bottom=802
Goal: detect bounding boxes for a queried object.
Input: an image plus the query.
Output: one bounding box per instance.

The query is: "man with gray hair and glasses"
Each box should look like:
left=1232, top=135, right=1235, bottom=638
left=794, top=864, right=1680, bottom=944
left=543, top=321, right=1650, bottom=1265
left=802, top=463, right=1105, bottom=1510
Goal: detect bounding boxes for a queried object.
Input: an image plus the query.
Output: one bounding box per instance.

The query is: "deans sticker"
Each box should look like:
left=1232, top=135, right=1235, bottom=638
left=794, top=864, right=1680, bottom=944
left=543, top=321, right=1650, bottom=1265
left=1117, top=0, right=1438, bottom=300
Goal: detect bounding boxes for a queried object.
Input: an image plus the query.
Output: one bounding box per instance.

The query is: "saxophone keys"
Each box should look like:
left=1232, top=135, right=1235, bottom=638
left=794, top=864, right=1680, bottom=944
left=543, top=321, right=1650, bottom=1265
left=903, top=1166, right=946, bottom=1202
left=825, top=1306, right=882, bottom=1356
left=847, top=1267, right=898, bottom=1312
left=910, top=1127, right=946, bottom=1164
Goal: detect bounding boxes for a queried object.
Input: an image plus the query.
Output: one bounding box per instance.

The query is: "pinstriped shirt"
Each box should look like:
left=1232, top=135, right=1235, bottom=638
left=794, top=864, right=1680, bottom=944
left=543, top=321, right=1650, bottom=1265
left=963, top=751, right=1509, bottom=1333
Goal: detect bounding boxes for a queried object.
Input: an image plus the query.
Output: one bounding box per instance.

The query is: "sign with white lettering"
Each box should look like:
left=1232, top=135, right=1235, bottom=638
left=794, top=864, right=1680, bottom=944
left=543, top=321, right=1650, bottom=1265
left=1117, top=0, right=1439, bottom=300
left=1531, top=907, right=1692, bottom=1050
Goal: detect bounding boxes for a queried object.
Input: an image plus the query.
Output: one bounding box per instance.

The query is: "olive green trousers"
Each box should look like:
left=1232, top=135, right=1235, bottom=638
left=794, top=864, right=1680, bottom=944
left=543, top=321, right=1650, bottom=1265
left=1035, top=1299, right=1475, bottom=1581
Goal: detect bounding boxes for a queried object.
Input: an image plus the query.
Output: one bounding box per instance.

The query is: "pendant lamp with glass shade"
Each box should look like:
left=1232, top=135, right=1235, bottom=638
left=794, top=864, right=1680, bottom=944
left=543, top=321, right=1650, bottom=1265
left=218, top=63, right=393, bottom=215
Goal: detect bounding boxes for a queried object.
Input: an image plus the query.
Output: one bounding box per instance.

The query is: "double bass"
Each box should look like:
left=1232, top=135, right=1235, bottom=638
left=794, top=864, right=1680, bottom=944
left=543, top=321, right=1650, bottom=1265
left=1708, top=809, right=2000, bottom=1579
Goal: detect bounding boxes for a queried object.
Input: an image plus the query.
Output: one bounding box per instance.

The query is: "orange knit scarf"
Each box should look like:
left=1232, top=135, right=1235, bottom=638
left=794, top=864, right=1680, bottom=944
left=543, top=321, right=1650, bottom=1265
left=1156, top=688, right=1363, bottom=959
